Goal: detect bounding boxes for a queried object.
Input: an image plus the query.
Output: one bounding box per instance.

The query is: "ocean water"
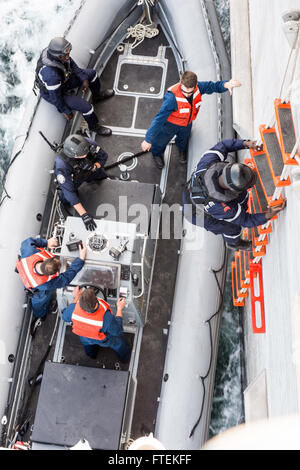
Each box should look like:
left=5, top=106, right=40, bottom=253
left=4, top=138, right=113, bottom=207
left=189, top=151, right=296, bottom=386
left=0, top=0, right=243, bottom=441
left=0, top=0, right=82, bottom=194
left=209, top=0, right=245, bottom=437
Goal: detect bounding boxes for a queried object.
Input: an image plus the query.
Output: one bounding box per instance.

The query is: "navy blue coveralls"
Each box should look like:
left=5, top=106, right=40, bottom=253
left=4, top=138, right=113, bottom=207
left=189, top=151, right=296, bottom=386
left=20, top=237, right=84, bottom=318
left=62, top=302, right=131, bottom=363
left=39, top=55, right=101, bottom=129
left=55, top=138, right=108, bottom=207
left=145, top=80, right=228, bottom=158
left=183, top=139, right=268, bottom=246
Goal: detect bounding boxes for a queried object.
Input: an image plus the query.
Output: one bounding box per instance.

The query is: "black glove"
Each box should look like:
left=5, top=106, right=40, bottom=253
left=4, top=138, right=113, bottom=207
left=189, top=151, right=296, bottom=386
left=81, top=213, right=97, bottom=231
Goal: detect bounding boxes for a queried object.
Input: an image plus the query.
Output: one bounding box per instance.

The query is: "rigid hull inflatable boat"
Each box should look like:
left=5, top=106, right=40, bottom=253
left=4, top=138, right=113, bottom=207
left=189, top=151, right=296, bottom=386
left=0, top=0, right=232, bottom=450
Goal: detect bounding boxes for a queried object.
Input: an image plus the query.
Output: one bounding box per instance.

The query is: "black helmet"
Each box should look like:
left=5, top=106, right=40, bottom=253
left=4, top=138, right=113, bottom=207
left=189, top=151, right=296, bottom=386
left=222, top=163, right=257, bottom=192
left=63, top=134, right=89, bottom=158
left=48, top=37, right=72, bottom=58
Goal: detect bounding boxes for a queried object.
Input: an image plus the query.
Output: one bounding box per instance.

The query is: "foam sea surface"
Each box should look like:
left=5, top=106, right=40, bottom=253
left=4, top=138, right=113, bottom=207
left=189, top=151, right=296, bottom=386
left=0, top=0, right=82, bottom=193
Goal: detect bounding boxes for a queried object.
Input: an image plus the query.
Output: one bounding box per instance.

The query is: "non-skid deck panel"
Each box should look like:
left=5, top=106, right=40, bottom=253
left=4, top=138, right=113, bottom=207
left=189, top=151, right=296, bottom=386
left=130, top=140, right=187, bottom=438
left=263, top=131, right=284, bottom=177
left=94, top=134, right=162, bottom=184
left=277, top=107, right=296, bottom=154
left=62, top=325, right=134, bottom=371
left=95, top=94, right=135, bottom=128
left=31, top=362, right=129, bottom=450
left=135, top=97, right=163, bottom=129
left=78, top=178, right=158, bottom=225
left=253, top=153, right=276, bottom=196
left=99, top=49, right=121, bottom=90
left=118, top=63, right=163, bottom=94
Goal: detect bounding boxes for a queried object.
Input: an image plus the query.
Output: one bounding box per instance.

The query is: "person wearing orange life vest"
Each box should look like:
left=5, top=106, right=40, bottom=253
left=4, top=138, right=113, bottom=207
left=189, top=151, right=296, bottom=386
left=16, top=236, right=86, bottom=318
left=141, top=71, right=241, bottom=169
left=62, top=287, right=131, bottom=363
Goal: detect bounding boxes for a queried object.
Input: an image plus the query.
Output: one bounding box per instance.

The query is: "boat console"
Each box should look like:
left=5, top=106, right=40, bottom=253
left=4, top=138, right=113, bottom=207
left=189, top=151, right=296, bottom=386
left=58, top=216, right=142, bottom=327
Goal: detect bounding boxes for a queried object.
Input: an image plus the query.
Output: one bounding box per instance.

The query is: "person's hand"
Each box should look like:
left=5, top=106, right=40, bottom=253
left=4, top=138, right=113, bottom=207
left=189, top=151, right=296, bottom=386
left=224, top=78, right=241, bottom=96
left=265, top=200, right=286, bottom=219
left=243, top=140, right=263, bottom=151
left=79, top=242, right=87, bottom=261
left=82, top=79, right=89, bottom=93
left=47, top=237, right=58, bottom=250
left=63, top=112, right=74, bottom=121
left=117, top=297, right=126, bottom=310
left=116, top=297, right=126, bottom=316
left=141, top=140, right=152, bottom=152
left=81, top=213, right=97, bottom=231
left=72, top=285, right=83, bottom=302
left=93, top=162, right=101, bottom=170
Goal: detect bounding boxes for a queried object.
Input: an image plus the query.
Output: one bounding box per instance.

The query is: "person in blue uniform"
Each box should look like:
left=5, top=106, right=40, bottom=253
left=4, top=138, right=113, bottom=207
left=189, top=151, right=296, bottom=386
left=55, top=133, right=108, bottom=231
left=17, top=237, right=86, bottom=318
left=35, top=37, right=114, bottom=136
left=141, top=70, right=241, bottom=168
left=183, top=138, right=286, bottom=250
left=62, top=287, right=131, bottom=363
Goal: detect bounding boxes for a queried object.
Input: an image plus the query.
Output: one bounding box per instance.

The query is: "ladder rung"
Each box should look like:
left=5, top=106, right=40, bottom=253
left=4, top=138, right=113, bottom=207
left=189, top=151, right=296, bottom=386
left=259, top=124, right=291, bottom=187
left=274, top=99, right=299, bottom=165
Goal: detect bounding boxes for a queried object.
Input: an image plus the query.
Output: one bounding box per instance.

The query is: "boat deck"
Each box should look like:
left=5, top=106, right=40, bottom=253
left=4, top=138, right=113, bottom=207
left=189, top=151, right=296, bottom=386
left=17, top=25, right=187, bottom=447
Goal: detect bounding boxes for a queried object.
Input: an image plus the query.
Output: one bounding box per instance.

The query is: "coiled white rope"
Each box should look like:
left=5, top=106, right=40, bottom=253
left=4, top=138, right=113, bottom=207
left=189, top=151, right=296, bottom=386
left=126, top=0, right=159, bottom=49
left=126, top=23, right=159, bottom=49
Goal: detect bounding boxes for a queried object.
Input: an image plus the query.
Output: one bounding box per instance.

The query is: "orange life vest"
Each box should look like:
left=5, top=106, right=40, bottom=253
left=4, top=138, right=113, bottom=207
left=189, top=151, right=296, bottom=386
left=16, top=248, right=59, bottom=290
left=71, top=298, right=112, bottom=340
left=167, top=82, right=202, bottom=127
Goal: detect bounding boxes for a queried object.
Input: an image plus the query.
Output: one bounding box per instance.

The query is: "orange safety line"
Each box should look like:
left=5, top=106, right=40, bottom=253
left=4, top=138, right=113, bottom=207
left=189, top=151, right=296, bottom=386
left=274, top=98, right=299, bottom=165
left=249, top=260, right=266, bottom=333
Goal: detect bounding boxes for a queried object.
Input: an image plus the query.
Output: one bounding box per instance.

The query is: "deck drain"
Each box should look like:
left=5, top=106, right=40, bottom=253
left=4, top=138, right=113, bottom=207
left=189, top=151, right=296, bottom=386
left=117, top=152, right=138, bottom=171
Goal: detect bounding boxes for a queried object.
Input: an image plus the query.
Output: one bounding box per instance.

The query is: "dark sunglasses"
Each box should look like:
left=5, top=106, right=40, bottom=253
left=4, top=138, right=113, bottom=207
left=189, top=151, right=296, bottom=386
left=180, top=87, right=195, bottom=96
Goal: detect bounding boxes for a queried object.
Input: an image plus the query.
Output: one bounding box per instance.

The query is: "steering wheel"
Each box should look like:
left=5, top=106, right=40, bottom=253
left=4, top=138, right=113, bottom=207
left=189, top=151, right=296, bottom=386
left=78, top=283, right=107, bottom=302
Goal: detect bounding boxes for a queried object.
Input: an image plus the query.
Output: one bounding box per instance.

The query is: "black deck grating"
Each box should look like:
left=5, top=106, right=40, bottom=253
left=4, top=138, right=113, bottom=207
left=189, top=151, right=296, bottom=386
left=263, top=131, right=284, bottom=176
left=277, top=107, right=296, bottom=154
left=253, top=176, right=268, bottom=211
left=251, top=188, right=261, bottom=213
left=254, top=153, right=276, bottom=197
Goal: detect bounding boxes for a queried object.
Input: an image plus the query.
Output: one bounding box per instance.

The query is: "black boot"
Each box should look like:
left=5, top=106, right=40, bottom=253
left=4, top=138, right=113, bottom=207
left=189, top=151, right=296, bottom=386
left=89, top=123, right=112, bottom=136
left=93, top=89, right=115, bottom=104
left=227, top=240, right=252, bottom=251
left=152, top=154, right=164, bottom=169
